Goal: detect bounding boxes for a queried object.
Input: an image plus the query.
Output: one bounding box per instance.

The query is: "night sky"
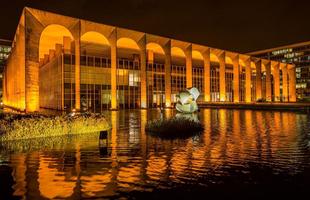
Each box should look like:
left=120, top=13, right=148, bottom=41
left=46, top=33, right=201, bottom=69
left=1, top=0, right=310, bottom=53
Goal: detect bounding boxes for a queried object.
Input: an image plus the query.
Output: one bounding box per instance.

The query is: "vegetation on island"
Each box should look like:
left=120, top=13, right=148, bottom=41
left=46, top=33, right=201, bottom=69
left=145, top=116, right=204, bottom=139
left=0, top=113, right=111, bottom=141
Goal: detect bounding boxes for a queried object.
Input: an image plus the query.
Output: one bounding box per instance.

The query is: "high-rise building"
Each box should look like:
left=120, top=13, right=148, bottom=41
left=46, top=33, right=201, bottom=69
left=3, top=7, right=296, bottom=112
left=248, top=41, right=310, bottom=100
left=0, top=39, right=12, bottom=99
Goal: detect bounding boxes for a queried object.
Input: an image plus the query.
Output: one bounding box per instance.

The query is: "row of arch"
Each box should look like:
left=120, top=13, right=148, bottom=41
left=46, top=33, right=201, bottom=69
left=3, top=8, right=297, bottom=113
left=39, top=24, right=257, bottom=66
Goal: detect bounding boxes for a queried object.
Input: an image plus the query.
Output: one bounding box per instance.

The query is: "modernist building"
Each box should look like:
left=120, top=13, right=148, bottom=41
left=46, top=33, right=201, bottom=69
left=248, top=41, right=310, bottom=100
left=3, top=8, right=296, bottom=112
left=0, top=39, right=12, bottom=99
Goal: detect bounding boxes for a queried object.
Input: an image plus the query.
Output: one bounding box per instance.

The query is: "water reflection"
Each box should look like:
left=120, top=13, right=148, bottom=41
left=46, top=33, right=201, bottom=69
left=0, top=109, right=310, bottom=199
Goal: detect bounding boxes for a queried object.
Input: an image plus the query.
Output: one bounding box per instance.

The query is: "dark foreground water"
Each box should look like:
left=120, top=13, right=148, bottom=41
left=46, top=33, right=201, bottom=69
left=0, top=109, right=309, bottom=200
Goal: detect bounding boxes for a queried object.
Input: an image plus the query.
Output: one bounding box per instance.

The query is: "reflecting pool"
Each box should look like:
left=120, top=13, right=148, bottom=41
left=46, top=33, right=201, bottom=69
left=0, top=109, right=309, bottom=199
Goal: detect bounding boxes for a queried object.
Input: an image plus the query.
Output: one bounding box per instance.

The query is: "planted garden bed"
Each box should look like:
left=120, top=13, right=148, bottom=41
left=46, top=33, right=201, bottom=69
left=0, top=113, right=110, bottom=141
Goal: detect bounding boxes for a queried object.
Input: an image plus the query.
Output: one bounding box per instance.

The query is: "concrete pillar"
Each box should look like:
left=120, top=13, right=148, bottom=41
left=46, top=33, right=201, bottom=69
left=219, top=51, right=226, bottom=101
left=265, top=62, right=272, bottom=101
left=164, top=41, right=172, bottom=107
left=147, top=50, right=154, bottom=107
left=255, top=60, right=262, bottom=100
left=24, top=16, right=41, bottom=112
left=63, top=36, right=71, bottom=54
left=288, top=65, right=296, bottom=102
left=138, top=35, right=147, bottom=108
left=282, top=64, right=288, bottom=102
left=148, top=50, right=154, bottom=64
left=203, top=48, right=211, bottom=102
left=109, top=29, right=117, bottom=109
left=273, top=63, right=280, bottom=102
left=185, top=44, right=192, bottom=88
left=74, top=38, right=81, bottom=110
left=233, top=55, right=239, bottom=102
left=245, top=59, right=251, bottom=103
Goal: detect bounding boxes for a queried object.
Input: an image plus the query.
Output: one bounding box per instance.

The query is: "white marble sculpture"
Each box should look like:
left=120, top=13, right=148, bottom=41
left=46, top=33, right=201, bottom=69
left=175, top=87, right=200, bottom=113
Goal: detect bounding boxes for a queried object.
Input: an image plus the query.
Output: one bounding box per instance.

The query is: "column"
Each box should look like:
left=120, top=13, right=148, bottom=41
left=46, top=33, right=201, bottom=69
left=245, top=59, right=251, bottom=103
left=233, top=55, right=240, bottom=102
left=185, top=44, right=192, bottom=88
left=288, top=65, right=296, bottom=102
left=110, top=29, right=117, bottom=109
left=147, top=50, right=154, bottom=106
left=282, top=64, right=288, bottom=102
left=203, top=48, right=211, bottom=102
left=219, top=51, right=226, bottom=101
left=265, top=62, right=272, bottom=101
left=74, top=38, right=81, bottom=110
left=164, top=41, right=172, bottom=107
left=148, top=50, right=154, bottom=64
left=273, top=63, right=280, bottom=102
left=139, top=35, right=147, bottom=108
left=255, top=60, right=262, bottom=100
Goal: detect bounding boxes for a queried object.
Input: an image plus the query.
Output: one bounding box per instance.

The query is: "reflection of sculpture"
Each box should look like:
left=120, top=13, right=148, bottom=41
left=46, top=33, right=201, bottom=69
left=176, top=87, right=200, bottom=113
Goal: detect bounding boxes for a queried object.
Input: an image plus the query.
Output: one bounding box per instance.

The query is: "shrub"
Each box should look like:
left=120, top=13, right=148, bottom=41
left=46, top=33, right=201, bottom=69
left=145, top=116, right=204, bottom=139
left=0, top=113, right=111, bottom=141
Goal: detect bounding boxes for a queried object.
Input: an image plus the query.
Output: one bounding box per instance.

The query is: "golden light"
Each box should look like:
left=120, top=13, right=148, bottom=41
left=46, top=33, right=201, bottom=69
left=171, top=47, right=185, bottom=57
left=239, top=59, right=246, bottom=67
left=225, top=56, right=233, bottom=65
left=210, top=53, right=219, bottom=62
left=117, top=37, right=140, bottom=50
left=81, top=31, right=110, bottom=46
left=251, top=62, right=256, bottom=69
left=192, top=50, right=203, bottom=60
left=39, top=24, right=73, bottom=59
left=146, top=42, right=165, bottom=55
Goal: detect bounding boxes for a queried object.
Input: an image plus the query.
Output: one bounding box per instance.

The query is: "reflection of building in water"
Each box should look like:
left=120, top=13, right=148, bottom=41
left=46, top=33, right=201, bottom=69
left=6, top=110, right=306, bottom=199
left=4, top=8, right=297, bottom=113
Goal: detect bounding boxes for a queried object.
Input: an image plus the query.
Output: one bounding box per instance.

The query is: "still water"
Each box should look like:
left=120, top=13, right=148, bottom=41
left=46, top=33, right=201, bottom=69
left=0, top=109, right=309, bottom=199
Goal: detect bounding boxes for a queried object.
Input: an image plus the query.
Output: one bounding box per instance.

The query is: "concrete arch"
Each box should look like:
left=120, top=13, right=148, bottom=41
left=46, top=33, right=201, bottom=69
left=146, top=42, right=165, bottom=55
left=39, top=24, right=74, bottom=59
left=225, top=56, right=233, bottom=65
left=239, top=59, right=246, bottom=67
left=81, top=31, right=110, bottom=46
left=192, top=50, right=203, bottom=60
left=117, top=37, right=140, bottom=50
left=210, top=53, right=219, bottom=63
left=171, top=47, right=186, bottom=57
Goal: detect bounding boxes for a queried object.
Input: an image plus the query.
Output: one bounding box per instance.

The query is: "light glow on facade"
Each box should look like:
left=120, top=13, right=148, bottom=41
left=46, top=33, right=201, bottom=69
left=3, top=7, right=297, bottom=112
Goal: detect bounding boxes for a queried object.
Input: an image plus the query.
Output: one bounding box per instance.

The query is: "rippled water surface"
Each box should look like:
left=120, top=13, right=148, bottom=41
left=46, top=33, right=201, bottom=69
left=0, top=109, right=310, bottom=199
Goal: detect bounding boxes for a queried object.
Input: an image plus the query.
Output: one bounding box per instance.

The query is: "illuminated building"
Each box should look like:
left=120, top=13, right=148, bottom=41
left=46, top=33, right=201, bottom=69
left=0, top=39, right=11, bottom=99
left=3, top=7, right=296, bottom=112
left=248, top=41, right=310, bottom=100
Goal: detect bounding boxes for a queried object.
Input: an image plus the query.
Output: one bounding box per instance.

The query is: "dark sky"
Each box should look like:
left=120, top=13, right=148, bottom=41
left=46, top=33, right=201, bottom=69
left=1, top=0, right=310, bottom=53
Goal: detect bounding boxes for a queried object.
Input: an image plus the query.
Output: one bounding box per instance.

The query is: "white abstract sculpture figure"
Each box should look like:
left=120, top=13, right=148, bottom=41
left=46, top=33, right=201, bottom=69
left=176, top=87, right=200, bottom=113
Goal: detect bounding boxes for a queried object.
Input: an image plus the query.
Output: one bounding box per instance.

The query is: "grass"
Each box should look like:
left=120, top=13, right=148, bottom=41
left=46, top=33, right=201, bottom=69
left=0, top=113, right=111, bottom=141
left=145, top=116, right=204, bottom=139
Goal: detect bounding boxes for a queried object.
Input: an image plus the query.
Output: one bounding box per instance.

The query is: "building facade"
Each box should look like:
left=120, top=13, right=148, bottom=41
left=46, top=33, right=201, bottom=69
left=0, top=39, right=12, bottom=99
left=3, top=8, right=296, bottom=112
left=248, top=41, right=310, bottom=100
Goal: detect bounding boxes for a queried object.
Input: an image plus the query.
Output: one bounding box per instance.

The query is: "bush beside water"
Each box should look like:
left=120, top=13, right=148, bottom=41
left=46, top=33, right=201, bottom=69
left=145, top=116, right=204, bottom=139
left=0, top=113, right=111, bottom=141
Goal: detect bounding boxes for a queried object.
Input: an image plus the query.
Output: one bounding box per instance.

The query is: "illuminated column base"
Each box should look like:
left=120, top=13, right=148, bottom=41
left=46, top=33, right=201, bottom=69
left=164, top=41, right=172, bottom=107
left=203, top=49, right=211, bottom=102
left=110, top=30, right=118, bottom=110
left=233, top=55, right=239, bottom=103
left=245, top=59, right=251, bottom=103
left=219, top=52, right=226, bottom=101
left=288, top=65, right=296, bottom=102
left=273, top=63, right=280, bottom=102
